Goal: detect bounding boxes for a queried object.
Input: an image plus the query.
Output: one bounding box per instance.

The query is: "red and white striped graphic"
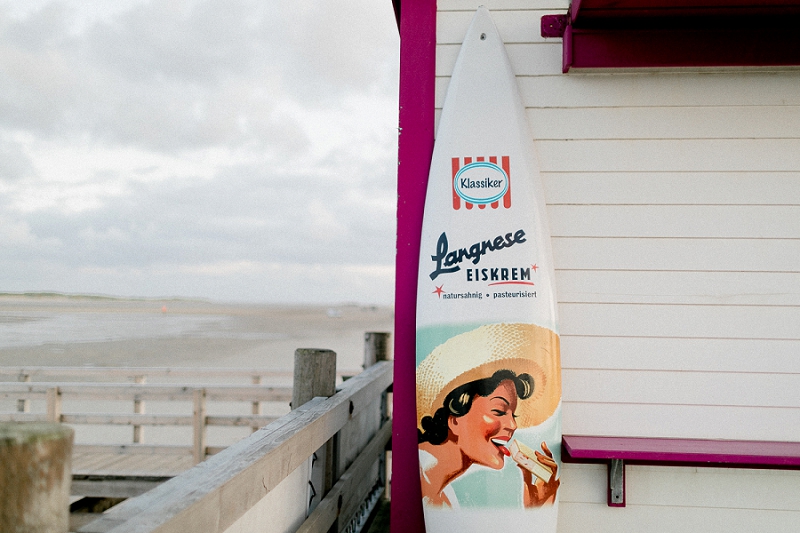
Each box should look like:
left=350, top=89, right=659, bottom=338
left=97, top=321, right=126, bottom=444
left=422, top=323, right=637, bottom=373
left=451, top=156, right=511, bottom=210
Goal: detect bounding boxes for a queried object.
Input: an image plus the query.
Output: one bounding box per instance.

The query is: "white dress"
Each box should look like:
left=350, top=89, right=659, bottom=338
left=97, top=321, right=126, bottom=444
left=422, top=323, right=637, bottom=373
left=419, top=449, right=460, bottom=508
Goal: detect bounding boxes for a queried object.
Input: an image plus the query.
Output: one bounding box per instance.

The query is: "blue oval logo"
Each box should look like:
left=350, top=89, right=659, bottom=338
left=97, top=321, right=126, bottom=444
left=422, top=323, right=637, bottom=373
left=454, top=162, right=508, bottom=204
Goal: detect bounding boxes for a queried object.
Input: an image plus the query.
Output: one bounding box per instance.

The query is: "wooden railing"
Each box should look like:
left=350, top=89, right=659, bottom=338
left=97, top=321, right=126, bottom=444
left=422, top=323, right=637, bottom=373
left=1, top=373, right=294, bottom=462
left=76, top=347, right=392, bottom=533
left=0, top=365, right=367, bottom=461
left=0, top=367, right=298, bottom=381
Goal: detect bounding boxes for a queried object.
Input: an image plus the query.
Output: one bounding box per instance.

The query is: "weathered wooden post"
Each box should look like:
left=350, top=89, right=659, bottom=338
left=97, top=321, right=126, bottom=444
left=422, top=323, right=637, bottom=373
left=292, top=349, right=337, bottom=409
left=0, top=422, right=74, bottom=533
left=17, top=374, right=30, bottom=414
left=192, top=388, right=207, bottom=465
left=292, top=348, right=337, bottom=516
left=251, top=375, right=262, bottom=433
left=133, top=375, right=145, bottom=444
left=364, top=332, right=392, bottom=498
left=363, top=332, right=391, bottom=369
left=46, top=387, right=62, bottom=423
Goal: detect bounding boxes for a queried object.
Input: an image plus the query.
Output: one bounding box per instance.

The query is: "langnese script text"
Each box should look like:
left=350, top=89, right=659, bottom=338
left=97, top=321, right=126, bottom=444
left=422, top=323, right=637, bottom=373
left=429, top=229, right=526, bottom=280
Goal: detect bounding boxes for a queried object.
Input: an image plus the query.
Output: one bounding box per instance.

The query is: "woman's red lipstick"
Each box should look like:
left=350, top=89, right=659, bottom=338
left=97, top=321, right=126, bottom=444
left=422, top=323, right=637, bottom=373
left=491, top=438, right=511, bottom=456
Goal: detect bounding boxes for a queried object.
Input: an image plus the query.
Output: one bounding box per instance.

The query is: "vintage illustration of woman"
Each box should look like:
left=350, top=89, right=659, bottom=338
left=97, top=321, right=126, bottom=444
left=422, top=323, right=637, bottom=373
left=416, top=323, right=562, bottom=509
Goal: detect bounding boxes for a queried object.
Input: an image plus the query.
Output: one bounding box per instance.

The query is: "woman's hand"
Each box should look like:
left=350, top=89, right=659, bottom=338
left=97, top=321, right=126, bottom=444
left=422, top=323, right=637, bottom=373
left=519, top=441, right=559, bottom=507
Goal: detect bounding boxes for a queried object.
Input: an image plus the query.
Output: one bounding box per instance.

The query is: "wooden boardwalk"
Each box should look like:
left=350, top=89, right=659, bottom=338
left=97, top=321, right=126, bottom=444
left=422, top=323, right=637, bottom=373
left=70, top=450, right=195, bottom=502
left=4, top=332, right=394, bottom=533
left=0, top=366, right=297, bottom=498
left=72, top=450, right=193, bottom=478
left=73, top=360, right=393, bottom=533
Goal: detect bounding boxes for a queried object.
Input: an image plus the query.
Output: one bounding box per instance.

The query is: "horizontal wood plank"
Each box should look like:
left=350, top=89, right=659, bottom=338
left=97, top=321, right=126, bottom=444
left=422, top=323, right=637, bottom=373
left=438, top=0, right=569, bottom=12
left=435, top=123, right=800, bottom=171
left=561, top=336, right=800, bottom=374
left=71, top=478, right=166, bottom=499
left=561, top=402, right=800, bottom=441
left=63, top=414, right=190, bottom=426
left=437, top=10, right=561, bottom=45
left=205, top=415, right=278, bottom=427
left=623, top=464, right=800, bottom=510
left=46, top=413, right=276, bottom=428
left=559, top=500, right=800, bottom=533
left=536, top=139, right=800, bottom=173
left=437, top=72, right=800, bottom=110
left=518, top=73, right=800, bottom=108
left=563, top=369, right=800, bottom=408
left=549, top=205, right=800, bottom=238
left=0, top=413, right=42, bottom=422
left=556, top=270, right=800, bottom=306
left=559, top=302, right=800, bottom=340
left=561, top=462, right=800, bottom=510
left=552, top=237, right=800, bottom=272
left=528, top=106, right=800, bottom=140
left=0, top=383, right=292, bottom=402
left=438, top=42, right=562, bottom=77
left=542, top=172, right=800, bottom=205
left=74, top=444, right=192, bottom=455
left=0, top=367, right=294, bottom=380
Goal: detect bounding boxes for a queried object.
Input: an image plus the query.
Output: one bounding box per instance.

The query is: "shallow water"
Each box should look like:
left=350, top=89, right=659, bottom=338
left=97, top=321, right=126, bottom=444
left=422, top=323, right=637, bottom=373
left=0, top=296, right=393, bottom=370
left=0, top=295, right=394, bottom=447
left=0, top=311, right=284, bottom=348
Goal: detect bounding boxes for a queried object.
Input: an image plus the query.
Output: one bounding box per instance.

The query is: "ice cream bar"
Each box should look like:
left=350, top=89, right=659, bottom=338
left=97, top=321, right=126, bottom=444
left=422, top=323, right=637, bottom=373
left=510, top=440, right=552, bottom=482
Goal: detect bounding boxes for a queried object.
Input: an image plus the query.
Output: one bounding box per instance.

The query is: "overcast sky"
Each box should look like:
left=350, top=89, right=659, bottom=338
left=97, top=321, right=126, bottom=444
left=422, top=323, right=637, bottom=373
left=0, top=0, right=400, bottom=305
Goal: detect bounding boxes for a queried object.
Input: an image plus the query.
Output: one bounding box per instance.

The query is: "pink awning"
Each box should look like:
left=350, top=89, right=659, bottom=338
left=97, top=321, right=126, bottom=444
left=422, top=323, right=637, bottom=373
left=542, top=0, right=800, bottom=72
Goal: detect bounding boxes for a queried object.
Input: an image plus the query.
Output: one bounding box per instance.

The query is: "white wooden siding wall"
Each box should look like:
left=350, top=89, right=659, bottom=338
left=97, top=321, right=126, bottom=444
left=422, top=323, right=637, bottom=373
left=436, top=1, right=800, bottom=531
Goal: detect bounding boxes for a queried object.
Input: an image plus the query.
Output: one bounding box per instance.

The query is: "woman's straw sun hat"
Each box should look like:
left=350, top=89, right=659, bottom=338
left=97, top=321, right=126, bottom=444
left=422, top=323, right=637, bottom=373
left=417, top=323, right=561, bottom=430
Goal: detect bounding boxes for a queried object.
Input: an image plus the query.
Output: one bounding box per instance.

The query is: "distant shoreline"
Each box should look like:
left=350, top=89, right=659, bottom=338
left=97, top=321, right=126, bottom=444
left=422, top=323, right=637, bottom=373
left=0, top=291, right=208, bottom=302
left=0, top=295, right=394, bottom=370
left=0, top=292, right=390, bottom=309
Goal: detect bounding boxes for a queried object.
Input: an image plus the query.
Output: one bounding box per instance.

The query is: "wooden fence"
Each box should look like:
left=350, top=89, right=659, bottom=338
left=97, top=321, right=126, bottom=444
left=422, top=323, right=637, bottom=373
left=75, top=337, right=392, bottom=533
left=0, top=361, right=371, bottom=460
left=1, top=370, right=294, bottom=462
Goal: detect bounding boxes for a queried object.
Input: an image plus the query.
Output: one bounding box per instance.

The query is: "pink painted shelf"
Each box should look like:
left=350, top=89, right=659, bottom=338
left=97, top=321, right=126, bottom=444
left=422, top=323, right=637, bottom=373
left=562, top=435, right=800, bottom=469
left=562, top=435, right=800, bottom=507
left=541, top=1, right=800, bottom=72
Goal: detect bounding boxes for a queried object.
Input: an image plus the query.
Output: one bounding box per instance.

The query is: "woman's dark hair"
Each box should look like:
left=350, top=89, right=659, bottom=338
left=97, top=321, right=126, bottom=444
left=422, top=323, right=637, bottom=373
left=418, top=369, right=533, bottom=445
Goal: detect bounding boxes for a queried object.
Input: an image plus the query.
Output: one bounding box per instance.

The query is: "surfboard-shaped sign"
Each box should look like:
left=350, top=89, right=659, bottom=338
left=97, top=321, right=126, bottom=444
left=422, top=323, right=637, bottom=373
left=416, top=7, right=561, bottom=532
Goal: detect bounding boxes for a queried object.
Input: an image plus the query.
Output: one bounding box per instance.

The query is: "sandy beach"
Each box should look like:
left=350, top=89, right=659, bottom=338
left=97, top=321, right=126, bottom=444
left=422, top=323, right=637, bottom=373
left=0, top=294, right=394, bottom=447
left=0, top=294, right=394, bottom=373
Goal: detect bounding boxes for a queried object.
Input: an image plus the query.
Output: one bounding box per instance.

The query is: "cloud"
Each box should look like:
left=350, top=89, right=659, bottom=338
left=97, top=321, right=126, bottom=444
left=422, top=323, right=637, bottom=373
left=0, top=0, right=398, bottom=152
left=0, top=135, right=34, bottom=181
left=15, top=159, right=396, bottom=265
left=0, top=215, right=36, bottom=245
left=0, top=0, right=400, bottom=304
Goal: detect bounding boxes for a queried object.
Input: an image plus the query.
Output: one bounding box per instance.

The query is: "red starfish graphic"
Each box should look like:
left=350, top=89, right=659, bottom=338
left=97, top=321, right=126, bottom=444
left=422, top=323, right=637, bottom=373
left=531, top=264, right=539, bottom=272
left=432, top=285, right=444, bottom=298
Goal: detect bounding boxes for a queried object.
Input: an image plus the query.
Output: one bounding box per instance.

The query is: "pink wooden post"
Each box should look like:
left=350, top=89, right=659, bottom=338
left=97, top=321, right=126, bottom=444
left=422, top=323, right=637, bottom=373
left=392, top=1, right=437, bottom=531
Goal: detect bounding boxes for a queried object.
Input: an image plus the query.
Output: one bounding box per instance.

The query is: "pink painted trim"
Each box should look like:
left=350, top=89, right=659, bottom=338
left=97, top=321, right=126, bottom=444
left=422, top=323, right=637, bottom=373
left=563, top=435, right=800, bottom=468
left=567, top=27, right=800, bottom=70
left=392, top=1, right=437, bottom=532
left=570, top=0, right=800, bottom=21
left=551, top=1, right=800, bottom=71
left=540, top=14, right=568, bottom=38
left=562, top=24, right=573, bottom=73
